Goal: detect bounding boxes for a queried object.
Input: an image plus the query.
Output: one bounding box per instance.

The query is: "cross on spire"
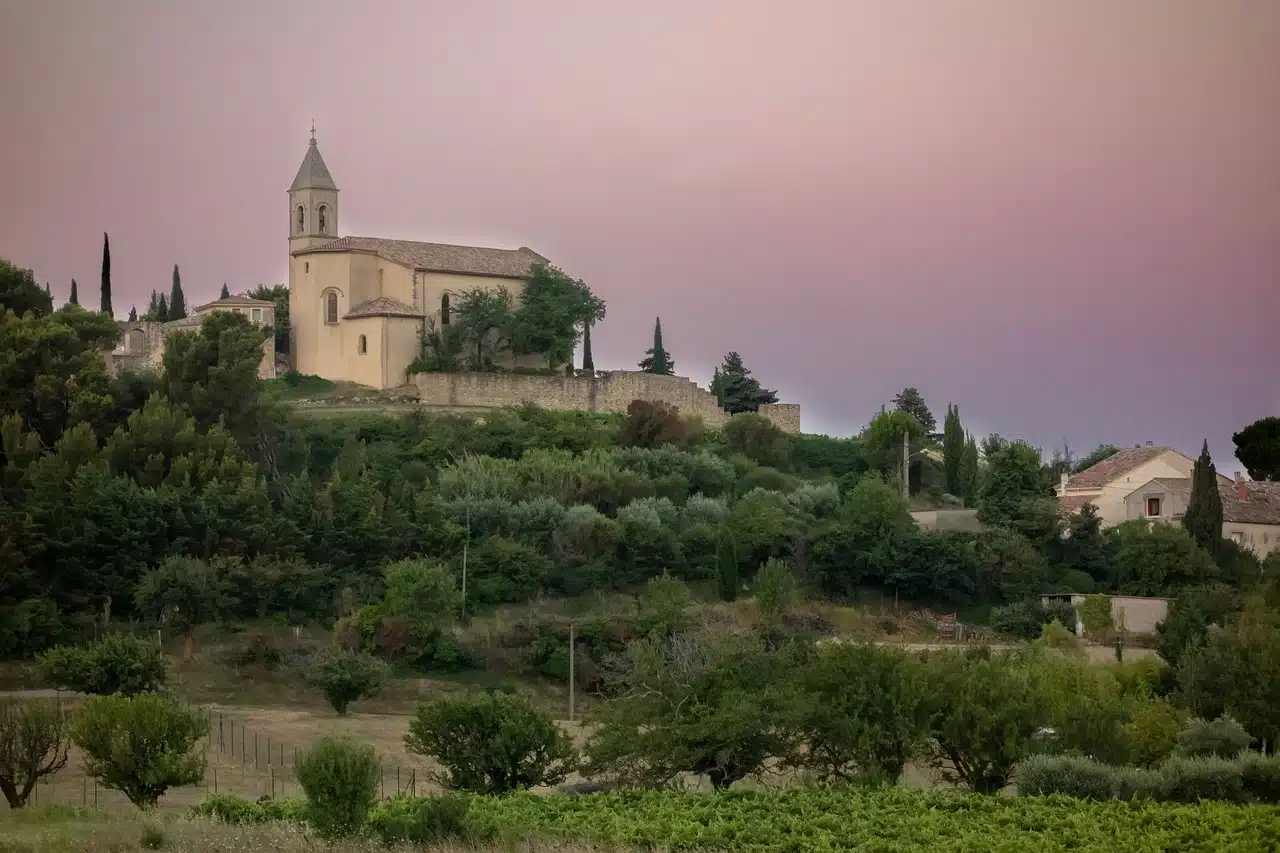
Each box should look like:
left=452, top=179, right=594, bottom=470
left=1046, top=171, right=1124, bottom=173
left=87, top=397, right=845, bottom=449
left=310, top=118, right=316, bottom=141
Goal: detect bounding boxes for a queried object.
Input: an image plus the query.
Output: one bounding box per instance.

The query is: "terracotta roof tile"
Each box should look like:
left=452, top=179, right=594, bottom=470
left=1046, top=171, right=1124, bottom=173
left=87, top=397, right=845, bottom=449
left=1058, top=495, right=1098, bottom=516
left=1222, top=480, right=1280, bottom=526
left=193, top=295, right=276, bottom=311
left=344, top=296, right=423, bottom=319
left=295, top=236, right=547, bottom=279
left=1065, top=446, right=1183, bottom=490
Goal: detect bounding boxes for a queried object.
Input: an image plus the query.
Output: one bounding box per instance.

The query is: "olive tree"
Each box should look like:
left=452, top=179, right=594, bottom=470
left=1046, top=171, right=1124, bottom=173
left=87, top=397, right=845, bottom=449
left=0, top=699, right=69, bottom=808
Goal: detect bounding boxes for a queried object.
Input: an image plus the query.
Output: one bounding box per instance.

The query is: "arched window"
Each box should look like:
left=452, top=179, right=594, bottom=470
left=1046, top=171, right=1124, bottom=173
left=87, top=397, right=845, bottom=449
left=441, top=292, right=451, bottom=326
left=296, top=205, right=305, bottom=234
left=318, top=204, right=327, bottom=233
left=358, top=334, right=367, bottom=354
left=324, top=291, right=338, bottom=325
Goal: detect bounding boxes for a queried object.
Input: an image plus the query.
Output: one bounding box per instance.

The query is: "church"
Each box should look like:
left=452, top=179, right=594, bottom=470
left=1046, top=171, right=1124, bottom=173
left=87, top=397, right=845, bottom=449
left=288, top=131, right=550, bottom=389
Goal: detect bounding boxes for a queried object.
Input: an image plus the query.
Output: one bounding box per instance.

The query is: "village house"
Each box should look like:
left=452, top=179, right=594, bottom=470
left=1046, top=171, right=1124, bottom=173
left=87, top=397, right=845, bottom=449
left=1123, top=473, right=1280, bottom=558
left=110, top=294, right=277, bottom=380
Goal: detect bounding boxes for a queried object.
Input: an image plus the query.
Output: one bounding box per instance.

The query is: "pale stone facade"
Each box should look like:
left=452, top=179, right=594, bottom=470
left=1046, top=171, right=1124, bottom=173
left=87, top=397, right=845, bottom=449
left=412, top=371, right=801, bottom=433
left=1041, top=594, right=1171, bottom=637
left=1055, top=444, right=1199, bottom=527
left=109, top=295, right=276, bottom=379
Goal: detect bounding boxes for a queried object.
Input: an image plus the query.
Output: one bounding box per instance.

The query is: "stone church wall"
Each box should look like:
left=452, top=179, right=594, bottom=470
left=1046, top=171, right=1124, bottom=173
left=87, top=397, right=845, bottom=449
left=412, top=370, right=801, bottom=433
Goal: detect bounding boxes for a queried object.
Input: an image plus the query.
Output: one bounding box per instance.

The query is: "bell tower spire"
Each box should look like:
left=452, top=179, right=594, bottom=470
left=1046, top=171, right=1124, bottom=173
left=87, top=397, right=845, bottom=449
left=288, top=124, right=339, bottom=252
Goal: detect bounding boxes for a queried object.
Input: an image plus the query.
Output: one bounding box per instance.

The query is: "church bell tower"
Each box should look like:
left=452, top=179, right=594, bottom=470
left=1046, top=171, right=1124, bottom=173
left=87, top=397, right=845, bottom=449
left=288, top=123, right=339, bottom=252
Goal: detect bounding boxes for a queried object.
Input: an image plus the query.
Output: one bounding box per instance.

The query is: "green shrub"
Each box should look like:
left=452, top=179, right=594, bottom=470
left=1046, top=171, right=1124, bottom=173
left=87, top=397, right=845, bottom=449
left=1121, top=697, right=1183, bottom=767
left=1238, top=752, right=1280, bottom=804
left=367, top=794, right=475, bottom=844
left=70, top=693, right=208, bottom=810
left=1159, top=756, right=1247, bottom=804
left=307, top=648, right=389, bottom=715
left=189, top=794, right=307, bottom=824
left=1175, top=716, right=1253, bottom=759
left=37, top=633, right=166, bottom=696
left=1058, top=570, right=1096, bottom=594
left=1016, top=755, right=1120, bottom=801
left=295, top=736, right=379, bottom=837
left=1109, top=764, right=1164, bottom=801
left=989, top=601, right=1048, bottom=640
left=139, top=822, right=166, bottom=849
left=405, top=691, right=576, bottom=794
left=0, top=698, right=70, bottom=808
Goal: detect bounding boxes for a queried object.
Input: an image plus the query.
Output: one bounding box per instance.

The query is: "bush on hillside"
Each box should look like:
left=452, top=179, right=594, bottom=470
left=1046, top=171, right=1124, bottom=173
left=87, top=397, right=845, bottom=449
left=37, top=633, right=166, bottom=697
left=990, top=600, right=1049, bottom=640
left=1016, top=754, right=1148, bottom=801
left=405, top=691, right=576, bottom=795
left=367, top=794, right=476, bottom=845
left=189, top=794, right=306, bottom=824
left=1238, top=752, right=1280, bottom=803
left=307, top=648, right=389, bottom=715
left=296, top=737, right=380, bottom=837
left=1176, top=715, right=1253, bottom=759
left=1160, top=755, right=1248, bottom=804
left=70, top=693, right=208, bottom=810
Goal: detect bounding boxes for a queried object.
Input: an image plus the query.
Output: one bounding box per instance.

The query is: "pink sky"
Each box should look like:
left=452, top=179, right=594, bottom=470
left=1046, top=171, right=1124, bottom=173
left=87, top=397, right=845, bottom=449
left=1, top=0, right=1277, bottom=468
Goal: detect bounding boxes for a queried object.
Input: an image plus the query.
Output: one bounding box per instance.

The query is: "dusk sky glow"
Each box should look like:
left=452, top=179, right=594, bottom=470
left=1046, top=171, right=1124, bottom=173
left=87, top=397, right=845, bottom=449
left=1, top=0, right=1276, bottom=469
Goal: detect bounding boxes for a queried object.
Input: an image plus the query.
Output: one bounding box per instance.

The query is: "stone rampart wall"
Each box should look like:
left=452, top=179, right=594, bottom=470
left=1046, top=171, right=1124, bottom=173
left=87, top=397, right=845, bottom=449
left=412, top=370, right=801, bottom=433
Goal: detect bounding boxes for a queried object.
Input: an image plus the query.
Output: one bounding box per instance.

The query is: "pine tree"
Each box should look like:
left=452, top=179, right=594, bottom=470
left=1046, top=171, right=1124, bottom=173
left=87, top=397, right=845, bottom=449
left=44, top=282, right=51, bottom=298
left=100, top=232, right=113, bottom=316
left=710, top=351, right=777, bottom=414
left=127, top=306, right=138, bottom=322
left=1184, top=439, right=1223, bottom=557
left=220, top=283, right=230, bottom=299
left=169, top=264, right=187, bottom=319
left=156, top=293, right=169, bottom=323
left=942, top=404, right=965, bottom=497
left=716, top=525, right=739, bottom=602
left=892, top=387, right=936, bottom=434
left=581, top=322, right=594, bottom=372
left=638, top=317, right=674, bottom=375
left=69, top=279, right=79, bottom=306
left=147, top=290, right=159, bottom=319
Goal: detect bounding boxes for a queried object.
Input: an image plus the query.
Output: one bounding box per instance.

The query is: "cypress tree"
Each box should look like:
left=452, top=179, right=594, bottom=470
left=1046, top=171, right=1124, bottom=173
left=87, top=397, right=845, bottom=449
left=960, top=433, right=980, bottom=503
left=220, top=283, right=231, bottom=299
left=169, top=264, right=187, bottom=319
left=156, top=293, right=169, bottom=323
left=715, top=525, right=739, bottom=602
left=44, top=282, right=51, bottom=298
left=127, top=306, right=138, bottom=322
left=147, top=290, right=159, bottom=318
left=100, top=232, right=113, bottom=316
left=69, top=279, right=79, bottom=306
left=638, top=317, right=675, bottom=375
left=581, top=322, right=594, bottom=372
left=1184, top=439, right=1223, bottom=557
left=942, top=403, right=965, bottom=497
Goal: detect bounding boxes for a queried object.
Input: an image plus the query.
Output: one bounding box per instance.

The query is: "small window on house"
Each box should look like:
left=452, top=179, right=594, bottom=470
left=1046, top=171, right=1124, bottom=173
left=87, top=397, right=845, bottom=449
left=318, top=204, right=327, bottom=234
left=324, top=291, right=338, bottom=325
left=304, top=261, right=310, bottom=273
left=1230, top=531, right=1246, bottom=544
left=251, top=307, right=263, bottom=325
left=358, top=334, right=367, bottom=354
left=296, top=205, right=305, bottom=234
left=1146, top=497, right=1161, bottom=517
left=441, top=292, right=450, bottom=326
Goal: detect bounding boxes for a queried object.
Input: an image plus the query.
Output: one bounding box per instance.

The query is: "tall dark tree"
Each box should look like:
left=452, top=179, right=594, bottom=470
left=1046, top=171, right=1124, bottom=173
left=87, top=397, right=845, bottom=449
left=960, top=434, right=980, bottom=502
left=581, top=321, right=594, bottom=371
left=1232, top=417, right=1280, bottom=482
left=1183, top=440, right=1223, bottom=558
left=99, top=233, right=113, bottom=317
left=638, top=317, right=674, bottom=375
left=69, top=279, right=79, bottom=306
left=220, top=283, right=230, bottom=299
left=942, top=403, right=965, bottom=497
left=709, top=352, right=778, bottom=414
left=156, top=293, right=169, bottom=323
left=0, top=260, right=53, bottom=318
left=43, top=282, right=51, bottom=298
left=146, top=290, right=159, bottom=319
left=127, top=306, right=137, bottom=322
left=168, top=264, right=187, bottom=320
left=891, top=387, right=936, bottom=435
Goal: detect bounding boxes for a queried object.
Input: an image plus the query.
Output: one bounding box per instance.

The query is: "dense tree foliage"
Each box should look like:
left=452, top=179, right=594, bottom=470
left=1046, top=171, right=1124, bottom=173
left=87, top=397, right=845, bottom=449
left=0, top=260, right=53, bottom=318
left=1232, top=417, right=1280, bottom=482
left=1184, top=440, right=1223, bottom=558
left=710, top=352, right=778, bottom=414
left=638, top=317, right=674, bottom=375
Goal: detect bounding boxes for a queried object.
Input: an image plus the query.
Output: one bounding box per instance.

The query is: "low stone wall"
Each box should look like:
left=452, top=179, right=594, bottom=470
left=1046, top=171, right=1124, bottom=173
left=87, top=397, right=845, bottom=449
left=412, top=370, right=801, bottom=433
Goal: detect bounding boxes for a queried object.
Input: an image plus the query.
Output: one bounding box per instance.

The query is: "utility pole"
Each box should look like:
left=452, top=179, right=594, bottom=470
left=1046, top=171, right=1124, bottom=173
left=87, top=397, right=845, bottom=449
left=568, top=621, right=576, bottom=723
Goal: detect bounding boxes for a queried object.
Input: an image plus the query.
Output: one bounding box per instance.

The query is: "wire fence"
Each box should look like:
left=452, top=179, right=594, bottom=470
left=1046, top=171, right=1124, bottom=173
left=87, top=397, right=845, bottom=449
left=13, top=694, right=427, bottom=811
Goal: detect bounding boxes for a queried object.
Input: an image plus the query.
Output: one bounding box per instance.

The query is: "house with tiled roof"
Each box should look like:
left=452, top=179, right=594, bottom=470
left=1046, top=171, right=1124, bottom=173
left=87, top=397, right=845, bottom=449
left=1054, top=444, right=1200, bottom=527
left=1123, top=474, right=1280, bottom=557
left=285, top=131, right=549, bottom=389
left=110, top=294, right=276, bottom=380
